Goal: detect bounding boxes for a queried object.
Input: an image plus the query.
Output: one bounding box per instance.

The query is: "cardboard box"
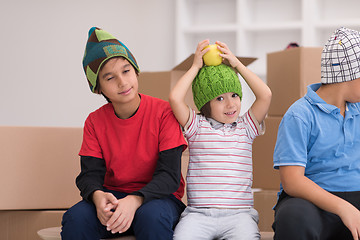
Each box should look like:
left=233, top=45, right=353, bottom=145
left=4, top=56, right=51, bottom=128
left=0, top=126, right=82, bottom=210
left=267, top=47, right=322, bottom=116
left=0, top=210, right=65, bottom=240
left=180, top=149, right=189, bottom=205
left=254, top=190, right=278, bottom=232
left=252, top=116, right=282, bottom=190
left=139, top=54, right=257, bottom=111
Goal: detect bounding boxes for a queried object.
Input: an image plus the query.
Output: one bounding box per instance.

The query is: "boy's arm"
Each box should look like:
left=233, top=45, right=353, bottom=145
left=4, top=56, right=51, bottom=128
left=280, top=166, right=360, bottom=240
left=217, top=41, right=272, bottom=124
left=169, top=39, right=209, bottom=127
left=76, top=156, right=121, bottom=228
left=76, top=155, right=106, bottom=201
left=235, top=61, right=272, bottom=124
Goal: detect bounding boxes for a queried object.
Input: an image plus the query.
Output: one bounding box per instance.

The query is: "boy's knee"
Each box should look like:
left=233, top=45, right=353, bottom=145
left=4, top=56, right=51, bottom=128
left=273, top=198, right=321, bottom=239
left=133, top=198, right=178, bottom=235
left=62, top=201, right=97, bottom=227
left=135, top=201, right=170, bottom=226
left=61, top=201, right=103, bottom=239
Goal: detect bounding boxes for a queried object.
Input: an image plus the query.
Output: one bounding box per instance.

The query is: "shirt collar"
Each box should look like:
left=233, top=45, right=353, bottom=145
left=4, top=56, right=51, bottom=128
left=305, top=83, right=360, bottom=116
left=207, top=117, right=237, bottom=130
left=305, top=83, right=339, bottom=114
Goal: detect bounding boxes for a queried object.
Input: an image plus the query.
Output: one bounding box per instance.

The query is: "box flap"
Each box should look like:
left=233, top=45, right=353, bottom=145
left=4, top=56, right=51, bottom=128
left=173, top=54, right=257, bottom=71
left=267, top=46, right=322, bottom=56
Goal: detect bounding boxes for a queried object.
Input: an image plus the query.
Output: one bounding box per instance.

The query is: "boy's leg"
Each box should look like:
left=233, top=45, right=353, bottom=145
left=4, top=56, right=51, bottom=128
left=132, top=195, right=185, bottom=240
left=173, top=207, right=217, bottom=240
left=61, top=200, right=119, bottom=240
left=273, top=195, right=323, bottom=240
left=220, top=208, right=260, bottom=240
left=272, top=192, right=351, bottom=240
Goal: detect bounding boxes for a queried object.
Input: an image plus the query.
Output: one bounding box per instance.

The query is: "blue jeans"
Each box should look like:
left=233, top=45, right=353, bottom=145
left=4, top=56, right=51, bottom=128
left=61, top=190, right=185, bottom=240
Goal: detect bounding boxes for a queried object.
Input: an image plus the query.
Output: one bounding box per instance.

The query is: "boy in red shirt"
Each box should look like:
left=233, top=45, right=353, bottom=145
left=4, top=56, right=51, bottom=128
left=61, top=27, right=187, bottom=240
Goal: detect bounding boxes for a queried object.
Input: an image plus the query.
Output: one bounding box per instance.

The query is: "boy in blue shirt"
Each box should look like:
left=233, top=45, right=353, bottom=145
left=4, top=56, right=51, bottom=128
left=273, top=27, right=360, bottom=240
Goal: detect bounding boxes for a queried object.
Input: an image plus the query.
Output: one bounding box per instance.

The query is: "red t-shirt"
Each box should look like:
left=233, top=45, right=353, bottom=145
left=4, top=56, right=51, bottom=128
left=79, top=94, right=187, bottom=200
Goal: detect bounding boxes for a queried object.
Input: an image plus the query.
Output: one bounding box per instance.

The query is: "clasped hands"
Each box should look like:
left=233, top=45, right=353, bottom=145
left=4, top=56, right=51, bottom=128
left=92, top=190, right=143, bottom=234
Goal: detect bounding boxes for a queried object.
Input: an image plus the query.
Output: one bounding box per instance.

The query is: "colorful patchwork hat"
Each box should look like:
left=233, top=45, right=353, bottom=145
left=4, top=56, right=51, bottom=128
left=192, top=64, right=242, bottom=111
left=82, top=27, right=140, bottom=93
left=321, top=27, right=360, bottom=84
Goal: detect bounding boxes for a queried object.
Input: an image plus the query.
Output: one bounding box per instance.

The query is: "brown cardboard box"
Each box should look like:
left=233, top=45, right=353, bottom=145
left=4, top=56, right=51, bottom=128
left=0, top=210, right=65, bottom=240
left=267, top=47, right=322, bottom=116
left=139, top=54, right=257, bottom=111
left=0, top=126, right=82, bottom=210
left=254, top=190, right=278, bottom=232
left=252, top=116, right=282, bottom=190
left=181, top=149, right=189, bottom=205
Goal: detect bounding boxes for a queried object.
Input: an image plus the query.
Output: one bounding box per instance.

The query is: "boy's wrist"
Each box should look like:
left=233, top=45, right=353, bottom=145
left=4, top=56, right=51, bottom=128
left=190, top=65, right=202, bottom=75
left=234, top=61, right=245, bottom=71
left=91, top=190, right=104, bottom=204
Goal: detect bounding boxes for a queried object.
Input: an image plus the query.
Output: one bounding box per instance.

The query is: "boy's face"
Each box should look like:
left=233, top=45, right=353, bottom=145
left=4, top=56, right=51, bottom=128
left=209, top=92, right=241, bottom=124
left=98, top=57, right=139, bottom=105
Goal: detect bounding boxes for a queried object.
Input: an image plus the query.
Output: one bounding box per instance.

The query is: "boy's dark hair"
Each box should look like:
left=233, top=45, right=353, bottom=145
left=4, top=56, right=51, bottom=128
left=200, top=102, right=211, bottom=118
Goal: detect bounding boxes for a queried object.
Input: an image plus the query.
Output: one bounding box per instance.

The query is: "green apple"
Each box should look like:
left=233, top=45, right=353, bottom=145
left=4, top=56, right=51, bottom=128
left=203, top=44, right=222, bottom=66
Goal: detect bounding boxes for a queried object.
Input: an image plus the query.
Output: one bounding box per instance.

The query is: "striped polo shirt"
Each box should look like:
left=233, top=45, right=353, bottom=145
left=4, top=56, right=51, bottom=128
left=184, top=108, right=264, bottom=208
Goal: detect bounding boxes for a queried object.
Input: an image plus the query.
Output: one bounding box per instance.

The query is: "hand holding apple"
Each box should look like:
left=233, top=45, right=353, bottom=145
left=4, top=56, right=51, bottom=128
left=202, top=44, right=223, bottom=66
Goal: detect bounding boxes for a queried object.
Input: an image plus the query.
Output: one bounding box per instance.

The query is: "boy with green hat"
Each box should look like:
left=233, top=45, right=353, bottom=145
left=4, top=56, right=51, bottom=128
left=169, top=39, right=272, bottom=239
left=61, top=27, right=187, bottom=240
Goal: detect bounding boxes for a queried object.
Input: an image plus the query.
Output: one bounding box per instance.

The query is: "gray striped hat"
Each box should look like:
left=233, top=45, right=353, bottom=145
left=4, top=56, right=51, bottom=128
left=321, top=27, right=360, bottom=84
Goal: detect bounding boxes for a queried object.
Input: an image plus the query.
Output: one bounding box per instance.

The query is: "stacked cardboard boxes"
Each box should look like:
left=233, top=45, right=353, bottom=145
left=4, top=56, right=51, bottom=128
left=252, top=47, right=323, bottom=231
left=0, top=126, right=83, bottom=240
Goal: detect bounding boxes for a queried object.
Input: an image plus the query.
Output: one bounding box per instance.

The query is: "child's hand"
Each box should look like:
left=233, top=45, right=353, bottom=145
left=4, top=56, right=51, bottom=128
left=92, top=190, right=119, bottom=226
left=192, top=39, right=210, bottom=70
left=216, top=41, right=240, bottom=68
left=106, top=195, right=143, bottom=234
left=338, top=201, right=360, bottom=240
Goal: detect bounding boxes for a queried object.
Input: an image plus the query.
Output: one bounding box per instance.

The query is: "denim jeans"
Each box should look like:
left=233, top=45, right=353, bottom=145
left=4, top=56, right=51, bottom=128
left=61, top=190, right=185, bottom=240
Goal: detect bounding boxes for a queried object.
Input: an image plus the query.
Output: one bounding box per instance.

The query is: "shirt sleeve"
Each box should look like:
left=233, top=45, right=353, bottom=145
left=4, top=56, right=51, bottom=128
left=79, top=114, right=103, bottom=159
left=184, top=107, right=200, bottom=140
left=158, top=104, right=187, bottom=152
left=242, top=109, right=265, bottom=140
left=131, top=145, right=183, bottom=203
left=75, top=155, right=106, bottom=202
left=273, top=113, right=310, bottom=169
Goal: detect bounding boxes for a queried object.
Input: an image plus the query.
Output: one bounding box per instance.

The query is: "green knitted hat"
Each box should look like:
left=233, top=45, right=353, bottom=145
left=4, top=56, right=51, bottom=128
left=82, top=27, right=140, bottom=93
left=192, top=64, right=242, bottom=111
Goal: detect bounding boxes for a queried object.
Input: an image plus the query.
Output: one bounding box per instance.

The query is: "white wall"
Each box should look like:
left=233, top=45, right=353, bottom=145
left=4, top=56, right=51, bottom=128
left=0, top=0, right=175, bottom=127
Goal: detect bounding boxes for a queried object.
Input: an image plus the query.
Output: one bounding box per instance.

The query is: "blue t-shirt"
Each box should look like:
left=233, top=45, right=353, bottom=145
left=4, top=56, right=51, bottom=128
left=274, top=83, right=360, bottom=192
